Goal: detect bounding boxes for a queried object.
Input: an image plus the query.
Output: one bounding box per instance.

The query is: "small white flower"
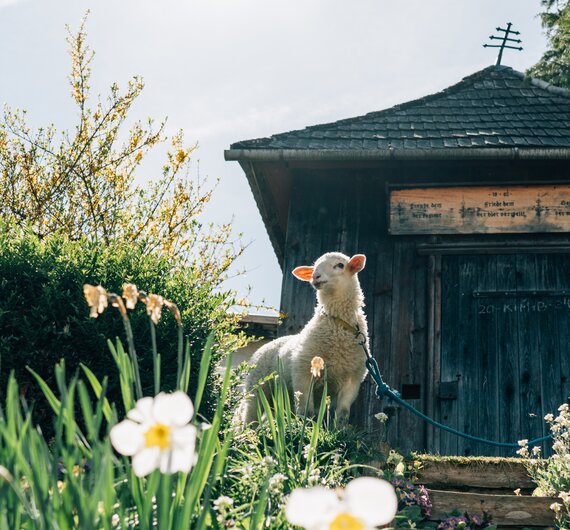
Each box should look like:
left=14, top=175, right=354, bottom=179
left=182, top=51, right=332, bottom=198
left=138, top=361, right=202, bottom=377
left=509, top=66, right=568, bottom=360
left=307, top=467, right=321, bottom=486
left=551, top=502, right=563, bottom=512
left=263, top=456, right=276, bottom=467
left=387, top=450, right=404, bottom=465
left=545, top=413, right=554, bottom=422
left=294, top=390, right=303, bottom=406
left=110, top=392, right=197, bottom=477
left=394, top=462, right=406, bottom=476
left=213, top=496, right=234, bottom=511
left=241, top=464, right=254, bottom=480
left=285, top=477, right=398, bottom=530
left=269, top=473, right=287, bottom=494
left=374, top=412, right=388, bottom=423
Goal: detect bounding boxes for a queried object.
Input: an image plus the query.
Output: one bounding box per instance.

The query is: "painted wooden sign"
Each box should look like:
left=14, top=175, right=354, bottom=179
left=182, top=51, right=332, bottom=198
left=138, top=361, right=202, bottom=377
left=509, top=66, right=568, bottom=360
left=389, top=185, right=570, bottom=235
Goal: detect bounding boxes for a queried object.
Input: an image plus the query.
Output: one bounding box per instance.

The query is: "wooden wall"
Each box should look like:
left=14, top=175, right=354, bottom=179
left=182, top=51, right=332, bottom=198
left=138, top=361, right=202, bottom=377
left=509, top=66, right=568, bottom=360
left=278, top=160, right=570, bottom=456
left=279, top=168, right=429, bottom=452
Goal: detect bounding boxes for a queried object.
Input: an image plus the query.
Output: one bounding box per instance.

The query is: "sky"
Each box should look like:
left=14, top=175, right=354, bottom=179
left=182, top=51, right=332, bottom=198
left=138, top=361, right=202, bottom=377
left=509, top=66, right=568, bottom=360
left=0, top=0, right=549, bottom=314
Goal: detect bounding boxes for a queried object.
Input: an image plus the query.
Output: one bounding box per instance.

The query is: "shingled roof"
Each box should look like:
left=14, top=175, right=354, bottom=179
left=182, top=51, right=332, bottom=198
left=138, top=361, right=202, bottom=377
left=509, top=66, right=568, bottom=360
left=228, top=65, right=570, bottom=155
left=226, top=65, right=570, bottom=266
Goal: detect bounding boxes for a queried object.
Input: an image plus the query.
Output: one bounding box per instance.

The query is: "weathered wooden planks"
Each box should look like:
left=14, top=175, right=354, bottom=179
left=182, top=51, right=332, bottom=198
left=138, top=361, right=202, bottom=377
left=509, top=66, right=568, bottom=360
left=436, top=253, right=570, bottom=456
left=427, top=490, right=555, bottom=527
left=418, top=459, right=535, bottom=490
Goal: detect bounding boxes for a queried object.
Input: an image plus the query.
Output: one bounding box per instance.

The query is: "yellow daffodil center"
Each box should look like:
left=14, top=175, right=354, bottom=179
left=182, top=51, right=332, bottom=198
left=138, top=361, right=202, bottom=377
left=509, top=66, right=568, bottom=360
left=329, top=513, right=365, bottom=530
left=144, top=423, right=171, bottom=449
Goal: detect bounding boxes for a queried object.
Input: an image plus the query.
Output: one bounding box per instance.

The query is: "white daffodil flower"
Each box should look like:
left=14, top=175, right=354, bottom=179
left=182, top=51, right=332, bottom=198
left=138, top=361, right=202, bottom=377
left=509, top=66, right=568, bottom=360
left=285, top=477, right=397, bottom=530
left=110, top=392, right=197, bottom=477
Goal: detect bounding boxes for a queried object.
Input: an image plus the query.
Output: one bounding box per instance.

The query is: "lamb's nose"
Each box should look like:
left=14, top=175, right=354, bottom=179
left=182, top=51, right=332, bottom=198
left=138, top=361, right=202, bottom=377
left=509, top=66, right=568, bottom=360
left=313, top=273, right=321, bottom=281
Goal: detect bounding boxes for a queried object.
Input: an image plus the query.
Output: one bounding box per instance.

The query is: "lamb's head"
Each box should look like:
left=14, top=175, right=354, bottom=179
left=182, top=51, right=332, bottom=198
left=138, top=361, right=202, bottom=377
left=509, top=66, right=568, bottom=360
left=292, top=252, right=366, bottom=307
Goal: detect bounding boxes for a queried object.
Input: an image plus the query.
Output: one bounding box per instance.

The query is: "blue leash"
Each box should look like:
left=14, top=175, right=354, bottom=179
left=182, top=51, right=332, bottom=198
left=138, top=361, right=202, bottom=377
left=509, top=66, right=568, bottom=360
left=340, top=321, right=553, bottom=449
left=364, top=354, right=552, bottom=449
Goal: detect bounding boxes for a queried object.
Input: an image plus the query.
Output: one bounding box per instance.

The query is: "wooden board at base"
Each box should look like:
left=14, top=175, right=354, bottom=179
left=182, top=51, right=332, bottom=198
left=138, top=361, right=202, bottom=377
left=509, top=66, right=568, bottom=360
left=389, top=185, right=570, bottom=235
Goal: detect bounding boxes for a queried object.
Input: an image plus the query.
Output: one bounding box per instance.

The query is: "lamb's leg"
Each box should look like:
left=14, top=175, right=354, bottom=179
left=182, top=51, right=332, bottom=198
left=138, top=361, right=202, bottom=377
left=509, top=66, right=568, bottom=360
left=335, top=379, right=360, bottom=425
left=242, top=392, right=259, bottom=426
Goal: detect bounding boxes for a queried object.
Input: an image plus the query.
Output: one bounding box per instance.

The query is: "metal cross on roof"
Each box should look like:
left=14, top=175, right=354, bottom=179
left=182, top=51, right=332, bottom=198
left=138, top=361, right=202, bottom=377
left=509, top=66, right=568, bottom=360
left=483, top=22, right=523, bottom=66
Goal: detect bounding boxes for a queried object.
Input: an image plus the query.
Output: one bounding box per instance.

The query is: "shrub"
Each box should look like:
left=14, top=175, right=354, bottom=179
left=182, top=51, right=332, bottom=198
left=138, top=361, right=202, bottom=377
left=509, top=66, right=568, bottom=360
left=519, top=404, right=570, bottom=528
left=0, top=223, right=245, bottom=433
left=213, top=370, right=386, bottom=528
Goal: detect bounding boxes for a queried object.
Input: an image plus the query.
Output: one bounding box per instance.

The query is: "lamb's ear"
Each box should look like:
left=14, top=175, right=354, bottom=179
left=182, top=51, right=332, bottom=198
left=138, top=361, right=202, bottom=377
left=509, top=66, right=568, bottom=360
left=292, top=266, right=314, bottom=281
left=347, top=254, right=366, bottom=274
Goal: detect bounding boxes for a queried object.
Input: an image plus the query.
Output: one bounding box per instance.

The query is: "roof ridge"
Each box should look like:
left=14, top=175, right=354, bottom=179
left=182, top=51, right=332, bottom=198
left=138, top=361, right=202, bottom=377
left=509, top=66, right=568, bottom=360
left=358, top=65, right=502, bottom=121
left=507, top=68, right=570, bottom=97
left=291, top=67, right=503, bottom=132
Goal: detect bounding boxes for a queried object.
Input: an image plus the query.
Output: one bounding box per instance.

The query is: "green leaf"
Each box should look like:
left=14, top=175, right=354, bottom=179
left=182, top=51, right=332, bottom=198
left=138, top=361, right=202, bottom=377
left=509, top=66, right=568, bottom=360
left=193, top=333, right=214, bottom=414
left=80, top=364, right=113, bottom=423
left=27, top=366, right=62, bottom=414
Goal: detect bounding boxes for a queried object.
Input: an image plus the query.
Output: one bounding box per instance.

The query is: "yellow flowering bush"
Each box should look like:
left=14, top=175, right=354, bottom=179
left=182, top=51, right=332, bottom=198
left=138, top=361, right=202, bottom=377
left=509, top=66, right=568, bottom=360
left=0, top=13, right=242, bottom=284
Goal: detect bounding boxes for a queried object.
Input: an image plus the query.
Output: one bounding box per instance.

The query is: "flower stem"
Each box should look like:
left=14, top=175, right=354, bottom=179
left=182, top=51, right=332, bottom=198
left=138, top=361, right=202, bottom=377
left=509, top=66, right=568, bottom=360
left=150, top=320, right=160, bottom=395
left=122, top=315, right=143, bottom=400
left=296, top=376, right=315, bottom=465
left=176, top=323, right=183, bottom=390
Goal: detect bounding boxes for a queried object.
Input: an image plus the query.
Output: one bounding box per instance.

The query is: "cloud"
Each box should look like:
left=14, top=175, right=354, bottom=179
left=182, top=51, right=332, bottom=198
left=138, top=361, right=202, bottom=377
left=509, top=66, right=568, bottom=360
left=0, top=0, right=26, bottom=8
left=185, top=104, right=297, bottom=141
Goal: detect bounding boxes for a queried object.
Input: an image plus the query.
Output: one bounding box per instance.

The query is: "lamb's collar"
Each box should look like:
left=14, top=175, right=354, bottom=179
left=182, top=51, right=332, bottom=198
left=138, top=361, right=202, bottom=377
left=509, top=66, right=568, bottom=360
left=319, top=308, right=360, bottom=336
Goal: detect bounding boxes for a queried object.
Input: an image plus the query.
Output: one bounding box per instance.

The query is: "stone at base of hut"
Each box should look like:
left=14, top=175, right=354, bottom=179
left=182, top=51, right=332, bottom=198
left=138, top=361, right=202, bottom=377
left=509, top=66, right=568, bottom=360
left=427, top=489, right=555, bottom=528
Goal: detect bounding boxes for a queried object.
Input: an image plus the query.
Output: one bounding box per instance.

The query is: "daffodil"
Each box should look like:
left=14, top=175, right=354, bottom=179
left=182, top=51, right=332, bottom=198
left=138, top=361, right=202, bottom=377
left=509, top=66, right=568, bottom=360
left=310, top=356, right=325, bottom=378
left=285, top=477, right=397, bottom=530
left=110, top=392, right=197, bottom=477
left=83, top=284, right=108, bottom=318
left=164, top=299, right=182, bottom=325
left=144, top=293, right=164, bottom=325
left=122, top=283, right=139, bottom=310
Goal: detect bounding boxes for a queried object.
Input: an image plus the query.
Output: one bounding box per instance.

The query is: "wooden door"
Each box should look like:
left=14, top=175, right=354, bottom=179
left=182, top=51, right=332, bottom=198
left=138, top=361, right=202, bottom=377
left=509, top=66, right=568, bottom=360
left=437, top=253, right=570, bottom=456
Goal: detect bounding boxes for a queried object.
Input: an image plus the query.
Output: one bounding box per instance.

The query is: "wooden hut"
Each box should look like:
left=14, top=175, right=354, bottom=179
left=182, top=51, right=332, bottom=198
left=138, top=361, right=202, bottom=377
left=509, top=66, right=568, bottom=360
left=225, top=65, right=570, bottom=456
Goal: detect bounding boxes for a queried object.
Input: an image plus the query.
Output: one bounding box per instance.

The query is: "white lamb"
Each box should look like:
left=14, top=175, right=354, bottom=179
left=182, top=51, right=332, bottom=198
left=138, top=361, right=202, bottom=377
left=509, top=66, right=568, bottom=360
left=239, top=252, right=369, bottom=426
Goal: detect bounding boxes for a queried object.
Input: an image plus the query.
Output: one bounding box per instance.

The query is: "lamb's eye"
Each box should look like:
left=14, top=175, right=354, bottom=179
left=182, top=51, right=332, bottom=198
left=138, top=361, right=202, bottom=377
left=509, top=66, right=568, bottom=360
left=335, top=263, right=345, bottom=269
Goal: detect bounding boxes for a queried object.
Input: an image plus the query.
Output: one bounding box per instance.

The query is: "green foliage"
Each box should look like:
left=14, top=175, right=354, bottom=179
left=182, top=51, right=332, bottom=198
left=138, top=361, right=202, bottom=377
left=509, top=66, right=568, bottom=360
left=0, top=303, right=235, bottom=529
left=528, top=0, right=570, bottom=88
left=0, top=280, right=391, bottom=530
left=211, top=373, right=385, bottom=529
left=0, top=223, right=245, bottom=433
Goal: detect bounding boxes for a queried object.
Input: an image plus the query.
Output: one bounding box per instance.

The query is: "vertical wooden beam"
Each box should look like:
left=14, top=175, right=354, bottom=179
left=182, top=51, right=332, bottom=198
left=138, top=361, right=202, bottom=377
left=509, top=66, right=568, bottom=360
left=426, top=254, right=442, bottom=452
